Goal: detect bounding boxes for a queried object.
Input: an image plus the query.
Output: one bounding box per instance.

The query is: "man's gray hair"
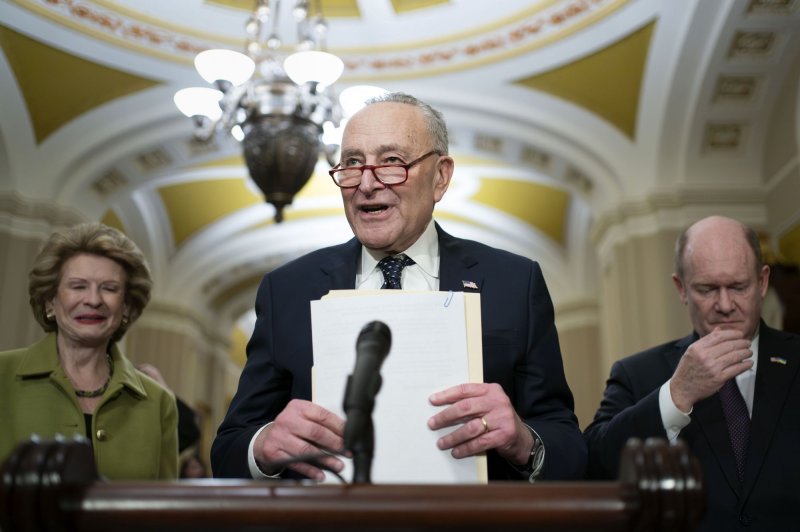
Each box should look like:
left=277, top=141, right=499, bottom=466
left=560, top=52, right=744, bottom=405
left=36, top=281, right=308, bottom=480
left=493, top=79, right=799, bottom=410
left=364, top=92, right=449, bottom=155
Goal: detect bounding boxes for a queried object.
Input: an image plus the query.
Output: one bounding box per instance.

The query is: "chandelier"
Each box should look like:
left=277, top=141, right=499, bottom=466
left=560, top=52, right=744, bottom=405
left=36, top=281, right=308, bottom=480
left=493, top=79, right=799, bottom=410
left=174, top=0, right=344, bottom=223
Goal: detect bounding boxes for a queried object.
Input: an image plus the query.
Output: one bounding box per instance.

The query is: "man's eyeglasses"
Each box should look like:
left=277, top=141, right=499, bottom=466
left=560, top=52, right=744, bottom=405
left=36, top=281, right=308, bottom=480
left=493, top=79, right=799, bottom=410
left=328, top=150, right=440, bottom=189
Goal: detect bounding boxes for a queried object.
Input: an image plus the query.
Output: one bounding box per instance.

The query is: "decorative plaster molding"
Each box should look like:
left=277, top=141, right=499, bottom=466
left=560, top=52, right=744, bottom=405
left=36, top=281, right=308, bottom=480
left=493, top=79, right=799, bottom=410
left=590, top=189, right=769, bottom=265
left=713, top=75, right=759, bottom=103
left=703, top=122, right=746, bottom=152
left=747, top=0, right=797, bottom=15
left=15, top=0, right=628, bottom=79
left=0, top=191, right=84, bottom=238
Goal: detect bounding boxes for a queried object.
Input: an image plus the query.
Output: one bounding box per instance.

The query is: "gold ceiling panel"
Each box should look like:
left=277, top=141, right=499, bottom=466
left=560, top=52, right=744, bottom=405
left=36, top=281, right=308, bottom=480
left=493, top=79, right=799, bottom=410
left=205, top=0, right=255, bottom=10
left=100, top=209, right=126, bottom=234
left=780, top=222, right=800, bottom=265
left=158, top=179, right=261, bottom=248
left=391, top=0, right=450, bottom=14
left=229, top=326, right=249, bottom=368
left=473, top=179, right=569, bottom=245
left=206, top=0, right=362, bottom=17
left=319, top=0, right=363, bottom=17
left=164, top=164, right=344, bottom=244
left=0, top=24, right=160, bottom=144
left=435, top=210, right=494, bottom=231
left=515, top=21, right=655, bottom=139
left=294, top=170, right=341, bottom=198
left=206, top=1, right=453, bottom=18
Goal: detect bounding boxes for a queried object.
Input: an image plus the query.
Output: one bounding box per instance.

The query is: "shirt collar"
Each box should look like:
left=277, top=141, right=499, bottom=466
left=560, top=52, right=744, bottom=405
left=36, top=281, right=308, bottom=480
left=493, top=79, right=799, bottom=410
left=360, top=219, right=439, bottom=279
left=749, top=329, right=759, bottom=374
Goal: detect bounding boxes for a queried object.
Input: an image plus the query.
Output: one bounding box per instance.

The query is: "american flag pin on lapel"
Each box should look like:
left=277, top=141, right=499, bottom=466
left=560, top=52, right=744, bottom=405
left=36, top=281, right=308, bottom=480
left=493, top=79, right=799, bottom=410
left=770, top=356, right=787, bottom=365
left=462, top=280, right=479, bottom=290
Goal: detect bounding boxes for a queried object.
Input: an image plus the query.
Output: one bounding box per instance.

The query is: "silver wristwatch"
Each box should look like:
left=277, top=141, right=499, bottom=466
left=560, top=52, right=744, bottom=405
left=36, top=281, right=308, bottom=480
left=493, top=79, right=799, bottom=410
left=514, top=426, right=545, bottom=483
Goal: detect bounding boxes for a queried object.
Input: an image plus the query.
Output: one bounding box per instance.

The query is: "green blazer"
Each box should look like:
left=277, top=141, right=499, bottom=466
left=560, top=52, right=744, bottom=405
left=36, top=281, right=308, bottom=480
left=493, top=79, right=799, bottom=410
left=0, top=334, right=178, bottom=479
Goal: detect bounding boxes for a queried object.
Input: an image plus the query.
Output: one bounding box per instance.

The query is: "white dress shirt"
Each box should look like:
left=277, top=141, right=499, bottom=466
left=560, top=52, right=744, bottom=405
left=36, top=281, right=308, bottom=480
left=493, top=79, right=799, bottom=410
left=356, top=220, right=440, bottom=291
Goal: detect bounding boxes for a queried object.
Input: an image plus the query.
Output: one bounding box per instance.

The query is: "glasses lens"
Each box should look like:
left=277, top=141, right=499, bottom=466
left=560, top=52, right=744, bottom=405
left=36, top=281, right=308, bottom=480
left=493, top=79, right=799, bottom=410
left=374, top=166, right=407, bottom=183
left=334, top=168, right=362, bottom=187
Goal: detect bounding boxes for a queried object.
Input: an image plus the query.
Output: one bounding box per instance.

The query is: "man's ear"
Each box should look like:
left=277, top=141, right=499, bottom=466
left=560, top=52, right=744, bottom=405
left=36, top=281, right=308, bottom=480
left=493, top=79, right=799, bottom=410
left=758, top=264, right=770, bottom=297
left=433, top=155, right=454, bottom=203
left=672, top=273, right=688, bottom=305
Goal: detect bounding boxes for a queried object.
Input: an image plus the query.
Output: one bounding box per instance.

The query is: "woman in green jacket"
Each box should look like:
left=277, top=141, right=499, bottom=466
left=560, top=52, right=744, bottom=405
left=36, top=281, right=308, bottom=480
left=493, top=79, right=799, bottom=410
left=0, top=222, right=178, bottom=479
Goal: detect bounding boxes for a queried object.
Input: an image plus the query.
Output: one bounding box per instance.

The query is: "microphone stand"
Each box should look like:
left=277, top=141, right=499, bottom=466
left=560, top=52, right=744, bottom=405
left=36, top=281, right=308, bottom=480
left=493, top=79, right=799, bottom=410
left=350, top=418, right=374, bottom=484
left=342, top=373, right=381, bottom=484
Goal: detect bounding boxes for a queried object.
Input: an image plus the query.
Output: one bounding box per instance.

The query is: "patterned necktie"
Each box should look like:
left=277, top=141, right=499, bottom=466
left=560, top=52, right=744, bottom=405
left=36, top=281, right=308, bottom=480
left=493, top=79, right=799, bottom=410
left=377, top=255, right=415, bottom=289
left=718, top=378, right=750, bottom=482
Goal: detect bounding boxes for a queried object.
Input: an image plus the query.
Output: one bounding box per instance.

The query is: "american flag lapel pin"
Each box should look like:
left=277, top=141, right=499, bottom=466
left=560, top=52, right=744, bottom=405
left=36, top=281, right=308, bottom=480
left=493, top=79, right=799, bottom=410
left=769, top=356, right=787, bottom=365
left=462, top=280, right=479, bottom=290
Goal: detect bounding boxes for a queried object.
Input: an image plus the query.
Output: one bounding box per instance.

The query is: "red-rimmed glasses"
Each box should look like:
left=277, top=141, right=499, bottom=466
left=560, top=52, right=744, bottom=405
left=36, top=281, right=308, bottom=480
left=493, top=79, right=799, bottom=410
left=329, top=150, right=440, bottom=188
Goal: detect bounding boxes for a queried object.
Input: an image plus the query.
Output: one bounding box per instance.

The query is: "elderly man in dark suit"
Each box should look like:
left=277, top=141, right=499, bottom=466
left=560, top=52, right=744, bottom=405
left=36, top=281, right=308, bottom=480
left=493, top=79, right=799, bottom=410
left=212, top=92, right=585, bottom=482
left=584, top=215, right=800, bottom=531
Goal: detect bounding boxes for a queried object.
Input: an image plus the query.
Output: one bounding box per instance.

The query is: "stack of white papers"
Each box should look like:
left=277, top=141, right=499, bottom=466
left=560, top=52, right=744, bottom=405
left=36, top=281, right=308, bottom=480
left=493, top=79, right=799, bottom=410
left=311, top=290, right=486, bottom=484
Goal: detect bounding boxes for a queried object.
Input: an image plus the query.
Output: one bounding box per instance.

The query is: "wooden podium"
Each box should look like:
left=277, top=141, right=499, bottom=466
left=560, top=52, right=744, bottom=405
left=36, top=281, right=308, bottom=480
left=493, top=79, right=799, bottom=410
left=0, top=438, right=704, bottom=532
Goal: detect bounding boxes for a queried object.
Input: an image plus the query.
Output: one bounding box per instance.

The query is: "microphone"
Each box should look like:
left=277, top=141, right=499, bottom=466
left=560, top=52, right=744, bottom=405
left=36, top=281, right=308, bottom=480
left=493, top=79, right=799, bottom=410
left=342, top=320, right=391, bottom=483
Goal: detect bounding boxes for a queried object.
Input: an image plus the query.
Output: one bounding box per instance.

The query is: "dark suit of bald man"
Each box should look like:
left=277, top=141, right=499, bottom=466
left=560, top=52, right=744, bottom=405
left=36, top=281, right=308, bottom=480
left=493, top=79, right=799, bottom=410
left=584, top=322, right=800, bottom=531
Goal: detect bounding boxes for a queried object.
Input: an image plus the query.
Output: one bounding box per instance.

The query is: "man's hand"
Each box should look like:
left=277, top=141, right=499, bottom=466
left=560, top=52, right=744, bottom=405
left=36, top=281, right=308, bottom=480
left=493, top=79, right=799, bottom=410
left=670, top=328, right=753, bottom=412
left=254, top=399, right=345, bottom=481
left=427, top=383, right=534, bottom=466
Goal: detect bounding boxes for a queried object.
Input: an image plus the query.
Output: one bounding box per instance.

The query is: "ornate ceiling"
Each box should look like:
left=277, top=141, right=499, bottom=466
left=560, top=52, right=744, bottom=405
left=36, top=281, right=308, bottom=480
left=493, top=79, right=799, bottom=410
left=1, top=0, right=799, bottom=361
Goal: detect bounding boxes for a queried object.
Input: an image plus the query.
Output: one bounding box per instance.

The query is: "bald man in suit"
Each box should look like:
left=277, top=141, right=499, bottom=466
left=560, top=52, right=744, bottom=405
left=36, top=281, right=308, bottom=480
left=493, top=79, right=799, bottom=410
left=584, top=216, right=800, bottom=531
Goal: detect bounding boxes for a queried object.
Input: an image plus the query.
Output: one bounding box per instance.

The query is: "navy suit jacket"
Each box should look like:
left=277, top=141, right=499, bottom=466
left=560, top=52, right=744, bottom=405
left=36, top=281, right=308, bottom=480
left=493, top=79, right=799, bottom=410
left=584, top=322, right=800, bottom=531
left=212, top=223, right=586, bottom=480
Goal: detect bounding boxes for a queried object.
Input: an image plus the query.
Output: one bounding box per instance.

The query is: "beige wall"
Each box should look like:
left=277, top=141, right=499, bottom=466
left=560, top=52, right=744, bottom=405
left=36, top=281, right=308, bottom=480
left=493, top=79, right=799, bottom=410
left=558, top=319, right=601, bottom=430
left=0, top=229, right=44, bottom=350
left=0, top=194, right=83, bottom=351
left=558, top=223, right=690, bottom=429
left=596, top=223, right=690, bottom=384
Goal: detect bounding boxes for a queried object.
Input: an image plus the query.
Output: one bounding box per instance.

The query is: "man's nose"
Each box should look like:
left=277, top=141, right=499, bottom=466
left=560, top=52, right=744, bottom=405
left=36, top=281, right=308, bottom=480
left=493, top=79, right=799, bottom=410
left=357, top=167, right=385, bottom=193
left=716, top=288, right=734, bottom=313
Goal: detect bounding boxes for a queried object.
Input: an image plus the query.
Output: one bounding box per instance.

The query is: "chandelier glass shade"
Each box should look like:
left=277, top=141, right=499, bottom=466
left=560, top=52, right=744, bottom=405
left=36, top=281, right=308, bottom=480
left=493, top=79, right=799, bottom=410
left=174, top=0, right=344, bottom=223
left=194, top=49, right=256, bottom=86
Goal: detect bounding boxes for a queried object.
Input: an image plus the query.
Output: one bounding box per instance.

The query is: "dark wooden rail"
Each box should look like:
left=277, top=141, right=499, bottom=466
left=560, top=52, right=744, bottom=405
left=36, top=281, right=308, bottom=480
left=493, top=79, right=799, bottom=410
left=0, top=438, right=704, bottom=532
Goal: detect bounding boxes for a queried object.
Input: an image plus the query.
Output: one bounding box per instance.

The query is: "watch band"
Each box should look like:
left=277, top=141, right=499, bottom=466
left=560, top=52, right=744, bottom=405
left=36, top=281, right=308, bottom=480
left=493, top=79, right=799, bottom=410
left=525, top=435, right=545, bottom=482
left=513, top=425, right=545, bottom=482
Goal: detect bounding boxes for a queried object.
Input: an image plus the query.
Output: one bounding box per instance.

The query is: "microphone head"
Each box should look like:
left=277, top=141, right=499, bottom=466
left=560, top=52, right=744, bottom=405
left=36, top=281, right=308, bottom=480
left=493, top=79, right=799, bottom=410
left=356, top=320, right=391, bottom=357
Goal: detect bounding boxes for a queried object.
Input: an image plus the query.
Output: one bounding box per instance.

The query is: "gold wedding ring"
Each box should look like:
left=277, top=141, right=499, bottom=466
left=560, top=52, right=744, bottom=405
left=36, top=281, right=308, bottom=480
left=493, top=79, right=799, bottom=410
left=480, top=416, right=489, bottom=434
